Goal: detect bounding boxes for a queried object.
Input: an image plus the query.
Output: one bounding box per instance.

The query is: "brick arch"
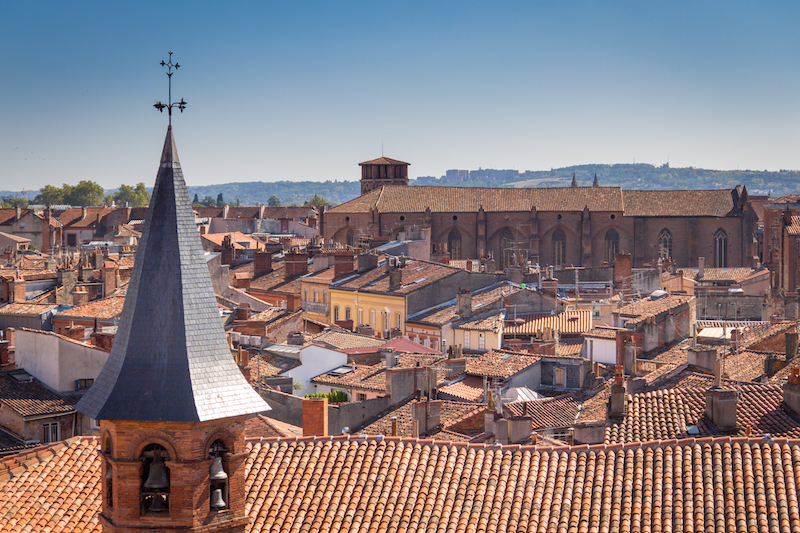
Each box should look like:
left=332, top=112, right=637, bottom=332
left=102, top=431, right=114, bottom=455
left=591, top=224, right=631, bottom=264
left=332, top=227, right=359, bottom=247
left=201, top=427, right=239, bottom=456
left=127, top=431, right=180, bottom=461
left=540, top=225, right=580, bottom=267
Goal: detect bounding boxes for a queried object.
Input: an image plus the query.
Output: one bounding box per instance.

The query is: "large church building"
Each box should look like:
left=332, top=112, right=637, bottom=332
left=322, top=158, right=760, bottom=270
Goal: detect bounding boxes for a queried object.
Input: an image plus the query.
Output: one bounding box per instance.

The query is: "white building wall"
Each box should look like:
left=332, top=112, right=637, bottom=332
left=585, top=338, right=617, bottom=365
left=286, top=344, right=347, bottom=396
left=16, top=330, right=109, bottom=393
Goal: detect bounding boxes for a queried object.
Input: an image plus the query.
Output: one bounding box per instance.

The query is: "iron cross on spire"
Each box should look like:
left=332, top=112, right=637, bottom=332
left=153, top=52, right=187, bottom=126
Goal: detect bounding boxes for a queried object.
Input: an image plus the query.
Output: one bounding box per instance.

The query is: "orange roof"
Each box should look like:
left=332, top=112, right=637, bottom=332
left=55, top=295, right=125, bottom=320
left=503, top=310, right=591, bottom=335
left=359, top=156, right=410, bottom=166
left=787, top=215, right=800, bottom=236
left=333, top=258, right=461, bottom=295
left=8, top=434, right=800, bottom=532
left=0, top=302, right=58, bottom=315
left=615, top=294, right=695, bottom=325
left=466, top=349, right=540, bottom=379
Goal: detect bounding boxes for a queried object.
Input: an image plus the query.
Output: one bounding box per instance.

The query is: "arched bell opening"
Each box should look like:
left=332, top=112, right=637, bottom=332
left=209, top=439, right=229, bottom=511
left=103, top=435, right=113, bottom=510
left=140, top=443, right=170, bottom=516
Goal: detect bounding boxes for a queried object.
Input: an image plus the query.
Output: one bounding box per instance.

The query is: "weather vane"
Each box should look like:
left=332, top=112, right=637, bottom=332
left=154, top=52, right=187, bottom=126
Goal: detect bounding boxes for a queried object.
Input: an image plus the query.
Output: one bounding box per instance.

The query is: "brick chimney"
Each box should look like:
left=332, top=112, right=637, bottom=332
left=64, top=324, right=86, bottom=340
left=412, top=400, right=442, bottom=435
left=787, top=331, right=799, bottom=359
left=253, top=251, right=273, bottom=278
left=357, top=253, right=378, bottom=273
left=333, top=251, right=356, bottom=278
left=784, top=368, right=800, bottom=414
left=284, top=251, right=308, bottom=281
left=456, top=288, right=472, bottom=318
left=42, top=207, right=51, bottom=253
left=81, top=206, right=87, bottom=220
left=90, top=331, right=115, bottom=351
left=388, top=268, right=403, bottom=291
left=220, top=235, right=235, bottom=266
left=302, top=397, right=329, bottom=436
left=539, top=276, right=558, bottom=296
left=236, top=303, right=251, bottom=321
left=102, top=262, right=117, bottom=297
left=698, top=256, right=705, bottom=279
left=10, top=278, right=26, bottom=303
left=609, top=365, right=627, bottom=417
left=72, top=285, right=89, bottom=307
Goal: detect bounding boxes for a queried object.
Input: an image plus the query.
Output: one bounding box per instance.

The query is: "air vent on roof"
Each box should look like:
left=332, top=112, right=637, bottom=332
left=330, top=366, right=354, bottom=376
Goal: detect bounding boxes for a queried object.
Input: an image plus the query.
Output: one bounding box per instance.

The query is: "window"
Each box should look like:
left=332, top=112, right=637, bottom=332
left=383, top=311, right=389, bottom=332
left=396, top=313, right=401, bottom=328
left=304, top=288, right=309, bottom=302
left=357, top=308, right=363, bottom=325
left=75, top=378, right=94, bottom=391
left=604, top=229, right=619, bottom=264
left=345, top=307, right=351, bottom=320
left=323, top=290, right=328, bottom=303
left=346, top=230, right=355, bottom=247
left=313, top=289, right=319, bottom=303
left=714, top=229, right=728, bottom=267
left=658, top=229, right=672, bottom=260
left=554, top=367, right=566, bottom=388
left=42, top=422, right=59, bottom=444
left=209, top=440, right=228, bottom=511
left=334, top=305, right=340, bottom=321
left=91, top=418, right=101, bottom=429
left=448, top=229, right=462, bottom=260
left=357, top=393, right=367, bottom=401
left=499, top=228, right=514, bottom=269
left=478, top=332, right=485, bottom=350
left=67, top=234, right=77, bottom=247
left=463, top=331, right=470, bottom=349
left=369, top=309, right=375, bottom=327
left=552, top=229, right=566, bottom=266
left=141, top=444, right=170, bottom=515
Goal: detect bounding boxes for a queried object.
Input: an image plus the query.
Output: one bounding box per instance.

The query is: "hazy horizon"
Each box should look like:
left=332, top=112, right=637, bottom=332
left=2, top=1, right=798, bottom=192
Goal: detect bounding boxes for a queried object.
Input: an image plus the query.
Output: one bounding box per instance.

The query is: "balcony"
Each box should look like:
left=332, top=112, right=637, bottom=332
left=301, top=301, right=328, bottom=314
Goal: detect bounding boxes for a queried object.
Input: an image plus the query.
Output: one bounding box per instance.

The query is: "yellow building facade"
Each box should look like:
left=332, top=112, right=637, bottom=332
left=328, top=288, right=406, bottom=337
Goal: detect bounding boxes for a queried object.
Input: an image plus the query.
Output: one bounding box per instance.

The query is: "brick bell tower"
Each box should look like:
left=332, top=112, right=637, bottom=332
left=359, top=156, right=410, bottom=195
left=76, top=125, right=270, bottom=532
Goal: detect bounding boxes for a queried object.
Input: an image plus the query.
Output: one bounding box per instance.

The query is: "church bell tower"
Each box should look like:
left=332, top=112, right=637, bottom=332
left=76, top=54, right=269, bottom=533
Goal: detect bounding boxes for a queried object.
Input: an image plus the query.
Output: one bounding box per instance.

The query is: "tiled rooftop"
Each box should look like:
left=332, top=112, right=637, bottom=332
left=454, top=309, right=504, bottom=332
left=615, top=294, right=694, bottom=325
left=438, top=375, right=485, bottom=402
left=0, top=302, right=58, bottom=316
left=466, top=349, right=540, bottom=379
left=244, top=414, right=302, bottom=439
left=503, top=310, right=591, bottom=335
left=359, top=399, right=479, bottom=436
left=684, top=266, right=767, bottom=282
left=333, top=258, right=461, bottom=295
left=408, top=282, right=521, bottom=326
left=0, top=371, right=76, bottom=419
left=311, top=329, right=386, bottom=351
left=621, top=189, right=739, bottom=217
left=505, top=392, right=584, bottom=430
left=583, top=327, right=623, bottom=339
left=9, top=434, right=800, bottom=532
left=55, top=295, right=125, bottom=320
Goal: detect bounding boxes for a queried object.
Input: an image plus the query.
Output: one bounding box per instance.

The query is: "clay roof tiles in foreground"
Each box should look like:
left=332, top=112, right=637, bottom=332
left=8, top=434, right=800, bottom=532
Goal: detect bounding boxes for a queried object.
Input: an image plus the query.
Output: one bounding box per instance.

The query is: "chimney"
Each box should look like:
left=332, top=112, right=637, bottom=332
left=786, top=331, right=799, bottom=359
left=102, top=263, right=117, bottom=297
left=14, top=205, right=21, bottom=221
left=609, top=365, right=627, bottom=417
left=388, top=268, right=403, bottom=291
left=42, top=207, right=51, bottom=253
left=72, top=285, right=89, bottom=307
left=382, top=348, right=397, bottom=368
left=81, top=206, right=88, bottom=220
left=698, top=257, right=705, bottom=279
left=507, top=416, right=533, bottom=444
left=333, top=251, right=356, bottom=278
left=64, top=324, right=86, bottom=340
left=412, top=400, right=442, bottom=435
left=90, top=331, right=115, bottom=351
left=253, top=251, right=273, bottom=278
left=10, top=278, right=26, bottom=303
left=220, top=235, right=234, bottom=266
left=784, top=368, right=800, bottom=415
left=287, top=331, right=306, bottom=345
left=236, top=303, right=251, bottom=321
left=302, top=397, right=329, bottom=437
left=5, top=328, right=15, bottom=349
left=284, top=251, right=309, bottom=281
left=0, top=340, right=9, bottom=366
left=540, top=276, right=558, bottom=296
left=613, top=253, right=632, bottom=286
left=705, top=385, right=737, bottom=430
left=456, top=289, right=472, bottom=318
left=357, top=253, right=378, bottom=273
left=493, top=418, right=509, bottom=445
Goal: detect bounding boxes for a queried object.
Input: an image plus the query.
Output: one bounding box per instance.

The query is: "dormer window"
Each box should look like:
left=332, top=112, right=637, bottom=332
left=209, top=440, right=229, bottom=511
left=141, top=444, right=170, bottom=515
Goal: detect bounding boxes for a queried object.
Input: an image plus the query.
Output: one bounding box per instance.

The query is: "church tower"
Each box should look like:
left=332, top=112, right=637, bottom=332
left=76, top=125, right=269, bottom=532
left=359, top=156, right=410, bottom=195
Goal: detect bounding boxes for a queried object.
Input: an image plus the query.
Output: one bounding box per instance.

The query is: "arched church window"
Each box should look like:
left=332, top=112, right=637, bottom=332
left=714, top=229, right=727, bottom=267
left=209, top=440, right=229, bottom=511
left=604, top=229, right=619, bottom=264
left=141, top=444, right=170, bottom=515
left=658, top=229, right=672, bottom=260
left=552, top=229, right=566, bottom=267
left=499, top=228, right=514, bottom=269
left=448, top=229, right=462, bottom=260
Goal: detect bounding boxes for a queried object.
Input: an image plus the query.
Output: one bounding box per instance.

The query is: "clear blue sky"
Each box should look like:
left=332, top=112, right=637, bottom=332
left=1, top=1, right=798, bottom=191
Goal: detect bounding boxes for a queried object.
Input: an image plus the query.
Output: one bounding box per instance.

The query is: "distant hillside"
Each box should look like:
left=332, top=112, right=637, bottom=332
left=183, top=180, right=362, bottom=207
left=413, top=164, right=800, bottom=197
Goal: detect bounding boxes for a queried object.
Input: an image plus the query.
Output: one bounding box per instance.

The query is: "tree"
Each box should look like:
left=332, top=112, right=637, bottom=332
left=201, top=196, right=216, bottom=207
left=113, top=183, right=151, bottom=207
left=304, top=195, right=331, bottom=208
left=1, top=196, right=28, bottom=208
left=267, top=195, right=282, bottom=207
left=33, top=185, right=65, bottom=206
left=216, top=193, right=224, bottom=206
left=63, top=181, right=105, bottom=206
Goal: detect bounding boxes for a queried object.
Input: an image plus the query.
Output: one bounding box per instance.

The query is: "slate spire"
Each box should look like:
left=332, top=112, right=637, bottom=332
left=77, top=127, right=269, bottom=422
left=593, top=172, right=599, bottom=187
left=571, top=172, right=577, bottom=187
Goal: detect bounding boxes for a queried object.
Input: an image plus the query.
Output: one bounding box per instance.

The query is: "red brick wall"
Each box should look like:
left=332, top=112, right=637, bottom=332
left=302, top=398, right=328, bottom=437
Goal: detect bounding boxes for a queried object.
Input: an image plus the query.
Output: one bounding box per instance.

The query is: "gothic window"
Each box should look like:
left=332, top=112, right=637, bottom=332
left=499, top=228, right=514, bottom=269
left=604, top=229, right=619, bottom=264
left=209, top=440, right=229, bottom=511
left=346, top=230, right=355, bottom=248
left=448, top=229, right=462, bottom=260
left=658, top=229, right=672, bottom=260
left=141, top=444, right=170, bottom=515
left=714, top=229, right=728, bottom=267
left=552, top=229, right=566, bottom=267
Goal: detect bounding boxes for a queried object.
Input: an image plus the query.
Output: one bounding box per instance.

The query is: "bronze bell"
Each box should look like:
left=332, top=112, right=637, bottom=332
left=143, top=459, right=169, bottom=489
left=209, top=457, right=228, bottom=481
left=210, top=488, right=226, bottom=509
left=148, top=494, right=167, bottom=512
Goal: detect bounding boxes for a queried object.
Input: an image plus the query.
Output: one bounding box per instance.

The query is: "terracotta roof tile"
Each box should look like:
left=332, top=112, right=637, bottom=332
left=621, top=189, right=738, bottom=217
left=311, top=329, right=386, bottom=351
left=615, top=294, right=695, bottom=325
left=244, top=414, right=302, bottom=439
left=465, top=349, right=540, bottom=379
left=454, top=309, right=504, bottom=332
left=438, top=375, right=485, bottom=402
left=505, top=392, right=584, bottom=429
left=55, top=294, right=125, bottom=321
left=0, top=371, right=76, bottom=419
left=359, top=157, right=410, bottom=166
left=333, top=258, right=461, bottom=295
left=503, top=310, right=591, bottom=335
left=0, top=302, right=58, bottom=316
left=359, top=399, right=479, bottom=436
